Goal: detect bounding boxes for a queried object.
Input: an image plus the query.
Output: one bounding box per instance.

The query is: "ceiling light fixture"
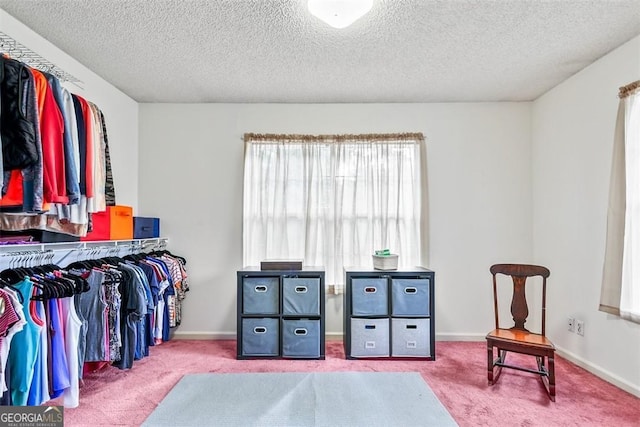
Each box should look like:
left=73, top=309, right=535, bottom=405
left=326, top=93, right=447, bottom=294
left=307, top=0, right=373, bottom=29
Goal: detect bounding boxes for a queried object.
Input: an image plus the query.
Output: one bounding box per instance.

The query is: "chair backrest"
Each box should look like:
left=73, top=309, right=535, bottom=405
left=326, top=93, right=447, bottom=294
left=490, top=264, right=550, bottom=335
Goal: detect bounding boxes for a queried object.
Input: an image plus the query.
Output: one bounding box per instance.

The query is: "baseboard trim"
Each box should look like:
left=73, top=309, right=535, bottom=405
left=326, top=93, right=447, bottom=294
left=325, top=332, right=343, bottom=341
left=554, top=345, right=640, bottom=398
left=172, top=332, right=486, bottom=341
left=437, top=334, right=640, bottom=397
left=171, top=332, right=487, bottom=341
left=435, top=333, right=485, bottom=341
left=171, top=331, right=639, bottom=397
left=173, top=332, right=347, bottom=341
left=172, top=332, right=236, bottom=340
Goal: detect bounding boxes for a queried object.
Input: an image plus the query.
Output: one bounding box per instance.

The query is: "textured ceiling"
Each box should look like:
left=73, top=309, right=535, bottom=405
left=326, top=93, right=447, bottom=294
left=0, top=0, right=639, bottom=103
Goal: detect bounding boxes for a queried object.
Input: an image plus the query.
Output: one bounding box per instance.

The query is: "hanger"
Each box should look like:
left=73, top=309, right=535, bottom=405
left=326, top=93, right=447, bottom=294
left=123, top=253, right=145, bottom=262
left=0, top=276, right=24, bottom=304
left=30, top=275, right=55, bottom=300
left=60, top=270, right=89, bottom=294
left=0, top=268, right=27, bottom=286
left=152, top=250, right=187, bottom=265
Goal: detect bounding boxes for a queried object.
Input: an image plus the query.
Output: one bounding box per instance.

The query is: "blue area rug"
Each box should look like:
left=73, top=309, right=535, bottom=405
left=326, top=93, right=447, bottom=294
left=142, top=371, right=458, bottom=427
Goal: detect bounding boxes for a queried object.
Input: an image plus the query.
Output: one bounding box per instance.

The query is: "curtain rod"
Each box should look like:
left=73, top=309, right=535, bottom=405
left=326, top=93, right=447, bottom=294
left=244, top=132, right=425, bottom=142
left=618, top=80, right=640, bottom=99
left=0, top=31, right=83, bottom=85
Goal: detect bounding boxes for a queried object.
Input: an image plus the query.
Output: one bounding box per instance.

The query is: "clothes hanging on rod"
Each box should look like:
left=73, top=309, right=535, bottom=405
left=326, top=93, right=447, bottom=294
left=0, top=52, right=117, bottom=238
left=0, top=243, right=189, bottom=408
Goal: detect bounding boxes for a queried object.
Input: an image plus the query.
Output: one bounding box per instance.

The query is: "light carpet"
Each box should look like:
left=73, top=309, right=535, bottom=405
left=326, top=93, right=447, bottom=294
left=141, top=371, right=458, bottom=427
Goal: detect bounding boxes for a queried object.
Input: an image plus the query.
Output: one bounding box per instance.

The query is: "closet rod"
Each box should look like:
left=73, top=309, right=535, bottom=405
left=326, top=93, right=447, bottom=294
left=0, top=31, right=83, bottom=85
left=0, top=237, right=169, bottom=255
left=0, top=238, right=169, bottom=268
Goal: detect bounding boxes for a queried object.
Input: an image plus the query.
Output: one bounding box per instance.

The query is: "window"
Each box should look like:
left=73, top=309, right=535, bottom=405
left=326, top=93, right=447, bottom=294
left=242, top=133, right=425, bottom=289
left=600, top=81, right=640, bottom=323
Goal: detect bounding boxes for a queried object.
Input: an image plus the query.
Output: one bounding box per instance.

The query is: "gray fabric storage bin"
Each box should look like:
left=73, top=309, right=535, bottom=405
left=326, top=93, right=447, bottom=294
left=241, top=318, right=279, bottom=356
left=282, top=278, right=320, bottom=315
left=391, top=278, right=430, bottom=316
left=391, top=318, right=430, bottom=357
left=242, top=276, right=279, bottom=314
left=351, top=278, right=388, bottom=315
left=282, top=319, right=321, bottom=358
left=350, top=318, right=389, bottom=357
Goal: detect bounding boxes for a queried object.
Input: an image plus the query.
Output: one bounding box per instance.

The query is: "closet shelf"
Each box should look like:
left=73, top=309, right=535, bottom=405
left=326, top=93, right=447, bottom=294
left=0, top=237, right=169, bottom=254
left=0, top=31, right=83, bottom=85
left=0, top=238, right=169, bottom=270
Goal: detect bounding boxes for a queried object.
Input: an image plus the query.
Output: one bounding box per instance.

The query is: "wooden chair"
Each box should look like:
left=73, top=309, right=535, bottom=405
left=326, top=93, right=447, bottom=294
left=486, top=264, right=556, bottom=401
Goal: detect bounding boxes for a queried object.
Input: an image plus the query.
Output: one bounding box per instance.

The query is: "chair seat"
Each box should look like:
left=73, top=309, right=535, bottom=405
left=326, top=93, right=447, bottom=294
left=487, top=328, right=555, bottom=351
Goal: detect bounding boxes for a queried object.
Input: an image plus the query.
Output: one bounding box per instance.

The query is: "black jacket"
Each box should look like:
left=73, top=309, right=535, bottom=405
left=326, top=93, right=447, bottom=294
left=1, top=55, right=38, bottom=171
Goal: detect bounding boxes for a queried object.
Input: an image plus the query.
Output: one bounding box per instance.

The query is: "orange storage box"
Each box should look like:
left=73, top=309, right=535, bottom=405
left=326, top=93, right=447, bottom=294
left=81, top=205, right=134, bottom=241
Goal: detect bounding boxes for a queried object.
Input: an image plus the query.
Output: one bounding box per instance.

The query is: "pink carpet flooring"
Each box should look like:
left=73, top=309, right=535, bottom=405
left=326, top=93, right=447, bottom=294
left=53, top=340, right=640, bottom=426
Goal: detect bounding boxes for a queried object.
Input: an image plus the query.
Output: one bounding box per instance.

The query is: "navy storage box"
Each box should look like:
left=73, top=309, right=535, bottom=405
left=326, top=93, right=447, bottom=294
left=241, top=318, right=279, bottom=356
left=282, top=277, right=320, bottom=315
left=282, top=319, right=321, bottom=358
left=351, top=278, right=388, bottom=315
left=242, top=276, right=280, bottom=314
left=391, top=278, right=430, bottom=316
left=133, top=217, right=160, bottom=238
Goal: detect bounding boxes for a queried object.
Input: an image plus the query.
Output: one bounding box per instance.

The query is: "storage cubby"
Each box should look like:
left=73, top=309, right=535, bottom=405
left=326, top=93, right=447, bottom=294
left=241, top=317, right=279, bottom=356
left=350, top=317, right=390, bottom=357
left=344, top=267, right=435, bottom=360
left=237, top=267, right=325, bottom=359
left=281, top=318, right=321, bottom=358
left=242, top=276, right=279, bottom=314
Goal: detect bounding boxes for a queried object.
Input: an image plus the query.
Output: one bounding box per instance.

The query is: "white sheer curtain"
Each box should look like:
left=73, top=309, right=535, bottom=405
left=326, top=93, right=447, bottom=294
left=243, top=133, right=424, bottom=288
left=600, top=81, right=640, bottom=323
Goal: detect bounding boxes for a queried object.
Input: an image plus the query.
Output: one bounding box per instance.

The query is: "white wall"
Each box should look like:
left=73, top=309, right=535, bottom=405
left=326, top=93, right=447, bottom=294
left=138, top=103, right=532, bottom=338
left=0, top=10, right=139, bottom=209
left=532, top=35, right=640, bottom=396
left=9, top=1, right=638, bottom=396
left=5, top=1, right=639, bottom=398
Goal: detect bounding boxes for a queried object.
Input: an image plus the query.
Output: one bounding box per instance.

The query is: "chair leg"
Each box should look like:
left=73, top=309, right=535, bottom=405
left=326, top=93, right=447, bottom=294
left=548, top=354, right=556, bottom=401
left=487, top=344, right=555, bottom=401
left=487, top=343, right=494, bottom=384
left=493, top=350, right=505, bottom=383
left=536, top=356, right=545, bottom=373
left=538, top=353, right=556, bottom=402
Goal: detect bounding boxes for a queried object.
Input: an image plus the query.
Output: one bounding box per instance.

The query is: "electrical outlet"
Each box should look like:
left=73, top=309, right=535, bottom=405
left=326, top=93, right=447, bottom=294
left=567, top=317, right=575, bottom=332
left=576, top=320, right=584, bottom=336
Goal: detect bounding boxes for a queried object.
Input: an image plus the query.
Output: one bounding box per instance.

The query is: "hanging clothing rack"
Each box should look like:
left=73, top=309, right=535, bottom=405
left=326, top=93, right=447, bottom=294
left=0, top=237, right=168, bottom=268
left=0, top=31, right=83, bottom=85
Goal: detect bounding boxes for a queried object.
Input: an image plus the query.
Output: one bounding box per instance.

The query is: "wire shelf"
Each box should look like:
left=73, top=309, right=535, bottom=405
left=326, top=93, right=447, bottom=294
left=0, top=31, right=83, bottom=84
